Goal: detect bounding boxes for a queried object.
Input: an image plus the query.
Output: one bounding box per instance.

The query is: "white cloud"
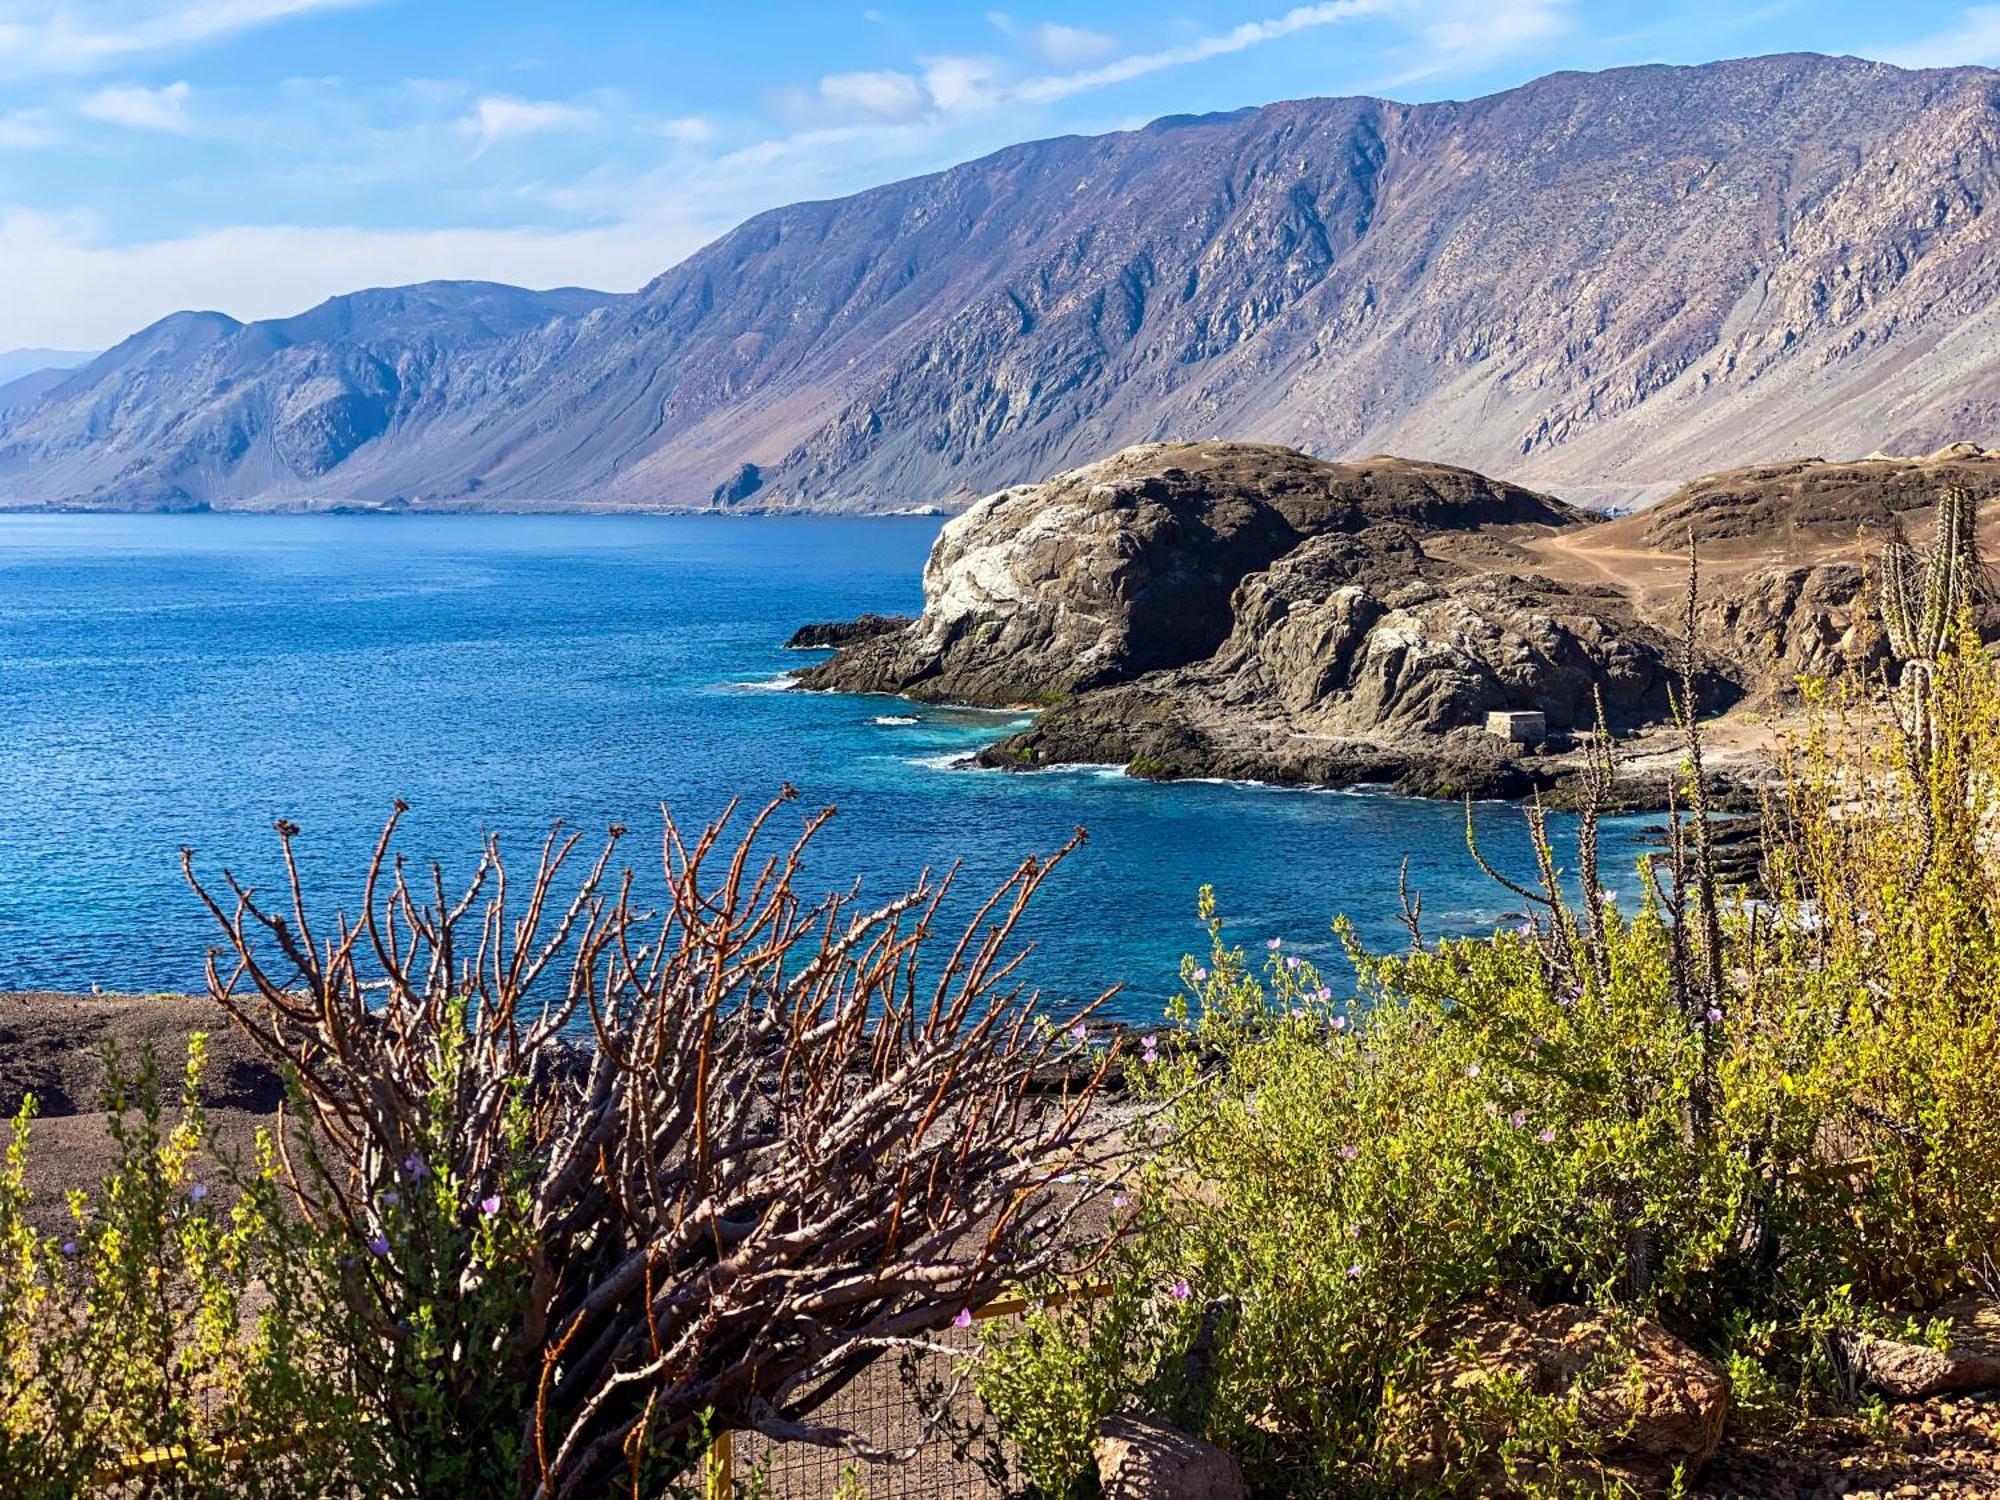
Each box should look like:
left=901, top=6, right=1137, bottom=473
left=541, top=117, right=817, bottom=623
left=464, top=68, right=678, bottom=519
left=652, top=114, right=714, bottom=142
left=1873, top=5, right=2000, bottom=67
left=818, top=69, right=929, bottom=121
left=1011, top=0, right=1396, bottom=106
left=462, top=95, right=601, bottom=152
left=81, top=79, right=193, bottom=133
left=1030, top=22, right=1119, bottom=67
left=0, top=0, right=378, bottom=77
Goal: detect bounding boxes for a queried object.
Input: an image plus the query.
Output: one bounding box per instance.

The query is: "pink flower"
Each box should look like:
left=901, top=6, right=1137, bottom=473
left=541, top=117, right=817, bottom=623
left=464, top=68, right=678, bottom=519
left=1346, top=1264, right=1364, bottom=1278
left=1141, top=1034, right=1157, bottom=1050
left=1142, top=1049, right=1158, bottom=1064
left=1705, top=1007, right=1724, bottom=1025
left=1314, top=986, right=1333, bottom=1002
left=1285, top=955, right=1301, bottom=971
left=1112, top=1194, right=1129, bottom=1209
left=952, top=1308, right=973, bottom=1330
left=1509, top=1110, right=1528, bottom=1129
left=1331, top=1015, right=1347, bottom=1031
left=1340, top=1143, right=1358, bottom=1161
left=1266, top=937, right=1282, bottom=951
left=1169, top=1279, right=1191, bottom=1301
left=479, top=1194, right=502, bottom=1218
left=1538, top=1127, right=1557, bottom=1144
left=1068, top=1022, right=1087, bottom=1042
left=1465, top=1063, right=1481, bottom=1079
left=1191, top=966, right=1209, bottom=982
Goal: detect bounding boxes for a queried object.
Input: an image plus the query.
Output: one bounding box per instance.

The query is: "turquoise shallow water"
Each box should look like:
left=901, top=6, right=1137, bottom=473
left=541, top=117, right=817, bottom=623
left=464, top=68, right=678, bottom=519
left=0, top=513, right=1651, bottom=1022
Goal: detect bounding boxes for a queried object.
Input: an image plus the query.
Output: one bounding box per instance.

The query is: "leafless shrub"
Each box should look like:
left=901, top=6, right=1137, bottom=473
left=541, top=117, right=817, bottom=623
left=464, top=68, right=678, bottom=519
left=184, top=788, right=1119, bottom=1498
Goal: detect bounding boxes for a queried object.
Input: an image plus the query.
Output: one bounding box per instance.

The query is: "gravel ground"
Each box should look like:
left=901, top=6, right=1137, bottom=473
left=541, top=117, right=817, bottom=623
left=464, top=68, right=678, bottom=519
left=1697, top=1392, right=2000, bottom=1499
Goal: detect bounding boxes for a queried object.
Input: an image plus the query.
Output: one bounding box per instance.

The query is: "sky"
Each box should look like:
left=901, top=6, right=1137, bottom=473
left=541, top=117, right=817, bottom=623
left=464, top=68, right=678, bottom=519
left=3, top=0, right=2000, bottom=351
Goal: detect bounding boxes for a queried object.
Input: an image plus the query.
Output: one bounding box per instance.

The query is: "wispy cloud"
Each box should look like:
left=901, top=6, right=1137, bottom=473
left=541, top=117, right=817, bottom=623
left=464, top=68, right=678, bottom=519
left=81, top=79, right=194, bottom=132
left=817, top=69, right=929, bottom=121
left=0, top=107, right=61, bottom=148
left=1873, top=5, right=2000, bottom=67
left=986, top=13, right=1119, bottom=67
left=0, top=0, right=377, bottom=76
left=461, top=95, right=601, bottom=153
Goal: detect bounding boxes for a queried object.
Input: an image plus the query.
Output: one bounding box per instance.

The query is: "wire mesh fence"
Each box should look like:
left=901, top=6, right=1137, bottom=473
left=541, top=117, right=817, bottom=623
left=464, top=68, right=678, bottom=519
left=718, top=1297, right=1044, bottom=1500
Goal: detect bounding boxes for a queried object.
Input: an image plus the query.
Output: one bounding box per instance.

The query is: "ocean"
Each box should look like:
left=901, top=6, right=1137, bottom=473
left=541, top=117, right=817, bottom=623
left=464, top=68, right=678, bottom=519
left=0, top=512, right=1653, bottom=1023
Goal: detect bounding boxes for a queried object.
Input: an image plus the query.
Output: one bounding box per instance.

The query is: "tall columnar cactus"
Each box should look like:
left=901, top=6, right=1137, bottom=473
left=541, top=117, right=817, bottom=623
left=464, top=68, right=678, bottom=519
left=1880, top=485, right=1988, bottom=753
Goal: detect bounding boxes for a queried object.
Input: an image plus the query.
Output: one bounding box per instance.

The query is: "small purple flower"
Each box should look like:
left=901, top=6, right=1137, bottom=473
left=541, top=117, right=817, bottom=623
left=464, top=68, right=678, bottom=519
left=1331, top=1015, right=1347, bottom=1031
left=60, top=1239, right=77, bottom=1257
left=1266, top=937, right=1282, bottom=951
left=379, top=1190, right=399, bottom=1208
left=1314, top=985, right=1333, bottom=1002
left=1340, top=1143, right=1358, bottom=1161
left=952, top=1308, right=973, bottom=1330
left=1509, top=1110, right=1528, bottom=1129
left=1141, top=1033, right=1157, bottom=1050
left=402, top=1154, right=429, bottom=1181
left=1068, top=1022, right=1087, bottom=1043
left=1538, top=1127, right=1557, bottom=1144
left=479, top=1194, right=502, bottom=1218
left=1346, top=1263, right=1364, bottom=1279
left=1112, top=1193, right=1130, bottom=1209
left=1191, top=966, right=1208, bottom=982
left=1168, top=1279, right=1191, bottom=1301
left=367, top=1235, right=391, bottom=1257
left=1465, top=1063, right=1482, bottom=1079
left=1285, top=954, right=1301, bottom=971
left=1518, top=921, right=1535, bottom=936
left=1705, top=1007, right=1724, bottom=1025
left=188, top=1182, right=208, bottom=1203
left=1289, top=1005, right=1307, bottom=1019
left=1142, top=1049, right=1158, bottom=1065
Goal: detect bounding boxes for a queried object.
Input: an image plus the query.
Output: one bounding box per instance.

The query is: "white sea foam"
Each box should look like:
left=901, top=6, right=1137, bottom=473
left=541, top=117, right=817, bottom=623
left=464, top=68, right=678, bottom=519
left=872, top=714, right=920, bottom=726
left=725, top=672, right=798, bottom=692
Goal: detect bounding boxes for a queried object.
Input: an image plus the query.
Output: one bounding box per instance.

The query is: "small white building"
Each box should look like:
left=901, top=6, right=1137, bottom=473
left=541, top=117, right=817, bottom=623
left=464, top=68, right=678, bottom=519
left=1485, top=710, right=1547, bottom=743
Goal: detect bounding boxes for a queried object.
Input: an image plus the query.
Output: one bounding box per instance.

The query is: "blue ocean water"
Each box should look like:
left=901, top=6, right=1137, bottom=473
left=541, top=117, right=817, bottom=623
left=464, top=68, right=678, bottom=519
left=0, top=513, right=1653, bottom=1023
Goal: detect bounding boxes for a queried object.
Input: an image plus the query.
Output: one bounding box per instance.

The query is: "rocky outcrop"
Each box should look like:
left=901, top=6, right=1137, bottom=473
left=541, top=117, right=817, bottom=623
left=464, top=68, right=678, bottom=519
left=1094, top=1413, right=1247, bottom=1500
left=1844, top=1299, right=2000, bottom=1400
left=1386, top=1301, right=1729, bottom=1492
left=783, top=614, right=912, bottom=650
left=798, top=442, right=1719, bottom=795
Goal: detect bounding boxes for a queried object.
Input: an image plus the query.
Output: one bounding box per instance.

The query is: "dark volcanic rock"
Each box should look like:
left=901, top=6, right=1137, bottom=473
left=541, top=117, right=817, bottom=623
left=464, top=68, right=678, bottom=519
left=711, top=461, right=764, bottom=507
left=784, top=614, right=914, bottom=649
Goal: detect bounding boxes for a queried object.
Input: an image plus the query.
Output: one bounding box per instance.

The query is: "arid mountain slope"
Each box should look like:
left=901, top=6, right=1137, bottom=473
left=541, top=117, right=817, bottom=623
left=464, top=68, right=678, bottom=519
left=7, top=54, right=2000, bottom=512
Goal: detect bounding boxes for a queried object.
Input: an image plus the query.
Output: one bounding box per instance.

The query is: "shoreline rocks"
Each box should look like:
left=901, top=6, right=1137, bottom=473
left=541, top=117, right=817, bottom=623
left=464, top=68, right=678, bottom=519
left=794, top=441, right=1767, bottom=807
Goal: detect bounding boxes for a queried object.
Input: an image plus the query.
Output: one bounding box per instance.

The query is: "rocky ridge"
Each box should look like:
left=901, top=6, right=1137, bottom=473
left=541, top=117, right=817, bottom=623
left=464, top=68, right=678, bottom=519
left=11, top=56, right=2000, bottom=511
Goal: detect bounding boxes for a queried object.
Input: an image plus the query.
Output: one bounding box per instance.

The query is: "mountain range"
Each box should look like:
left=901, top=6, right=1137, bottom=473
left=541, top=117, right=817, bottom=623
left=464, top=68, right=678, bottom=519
left=5, top=51, right=2000, bottom=514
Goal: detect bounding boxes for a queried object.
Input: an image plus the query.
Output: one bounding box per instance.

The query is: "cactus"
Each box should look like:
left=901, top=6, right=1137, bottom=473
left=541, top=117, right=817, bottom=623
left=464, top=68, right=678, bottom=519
left=1879, top=485, right=1989, bottom=755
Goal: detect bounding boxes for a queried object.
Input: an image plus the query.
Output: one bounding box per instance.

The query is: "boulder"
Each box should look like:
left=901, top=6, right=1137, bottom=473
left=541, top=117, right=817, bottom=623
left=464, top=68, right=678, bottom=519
left=1844, top=1297, right=2000, bottom=1399
left=1094, top=1412, right=1247, bottom=1500
left=1386, top=1301, right=1728, bottom=1493
left=783, top=613, right=912, bottom=650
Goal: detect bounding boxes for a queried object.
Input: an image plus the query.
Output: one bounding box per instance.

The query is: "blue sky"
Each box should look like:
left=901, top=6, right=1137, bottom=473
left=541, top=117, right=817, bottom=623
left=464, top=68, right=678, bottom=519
left=3, top=0, right=1999, bottom=350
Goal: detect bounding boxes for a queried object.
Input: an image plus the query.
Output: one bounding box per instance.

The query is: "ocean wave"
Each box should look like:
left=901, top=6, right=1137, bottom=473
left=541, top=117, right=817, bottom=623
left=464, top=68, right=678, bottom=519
left=871, top=714, right=920, bottom=725
left=723, top=672, right=798, bottom=692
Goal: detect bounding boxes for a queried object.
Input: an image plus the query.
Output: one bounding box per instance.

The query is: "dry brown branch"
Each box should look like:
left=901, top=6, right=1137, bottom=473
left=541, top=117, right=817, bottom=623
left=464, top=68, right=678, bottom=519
left=183, top=791, right=1120, bottom=1498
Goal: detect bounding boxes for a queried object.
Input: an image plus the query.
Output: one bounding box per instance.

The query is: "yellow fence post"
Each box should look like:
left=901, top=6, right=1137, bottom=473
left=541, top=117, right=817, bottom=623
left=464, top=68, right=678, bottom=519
left=705, top=1428, right=734, bottom=1500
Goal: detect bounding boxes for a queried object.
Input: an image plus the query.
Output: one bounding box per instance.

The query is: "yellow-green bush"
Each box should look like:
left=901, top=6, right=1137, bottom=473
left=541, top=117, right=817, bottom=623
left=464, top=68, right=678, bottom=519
left=980, top=625, right=2000, bottom=1496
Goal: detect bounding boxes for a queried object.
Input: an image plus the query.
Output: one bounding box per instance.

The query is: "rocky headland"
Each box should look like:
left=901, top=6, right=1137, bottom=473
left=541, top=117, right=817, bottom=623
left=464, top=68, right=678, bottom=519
left=794, top=440, right=2000, bottom=803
